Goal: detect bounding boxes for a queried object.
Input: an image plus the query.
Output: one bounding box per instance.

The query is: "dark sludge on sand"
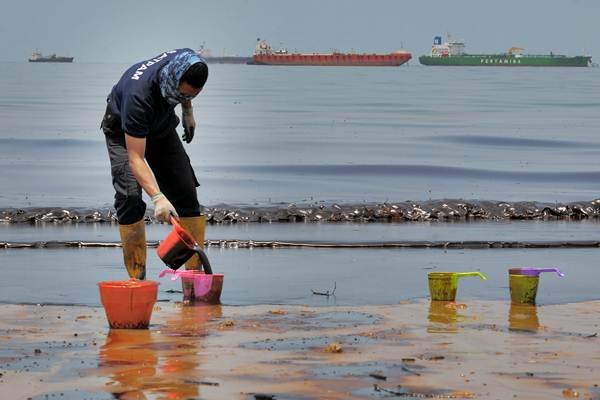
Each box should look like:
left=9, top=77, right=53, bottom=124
left=1, top=198, right=600, bottom=224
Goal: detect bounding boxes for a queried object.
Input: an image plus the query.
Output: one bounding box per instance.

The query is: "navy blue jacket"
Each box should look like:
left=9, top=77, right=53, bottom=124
left=107, top=49, right=192, bottom=138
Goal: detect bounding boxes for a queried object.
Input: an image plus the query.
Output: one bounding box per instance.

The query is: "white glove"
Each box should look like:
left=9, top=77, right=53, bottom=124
left=181, top=108, right=196, bottom=144
left=152, top=192, right=178, bottom=222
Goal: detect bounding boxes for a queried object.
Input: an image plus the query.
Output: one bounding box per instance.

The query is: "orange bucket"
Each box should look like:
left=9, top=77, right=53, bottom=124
left=156, top=215, right=213, bottom=274
left=98, top=279, right=159, bottom=329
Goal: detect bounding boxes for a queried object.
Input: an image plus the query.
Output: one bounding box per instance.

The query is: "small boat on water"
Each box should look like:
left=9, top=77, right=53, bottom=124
left=28, top=51, right=73, bottom=63
left=196, top=45, right=251, bottom=64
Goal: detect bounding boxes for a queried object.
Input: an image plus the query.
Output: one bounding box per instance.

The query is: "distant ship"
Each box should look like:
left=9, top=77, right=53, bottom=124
left=28, top=51, right=73, bottom=63
left=250, top=39, right=412, bottom=67
left=419, top=36, right=592, bottom=67
left=196, top=45, right=251, bottom=64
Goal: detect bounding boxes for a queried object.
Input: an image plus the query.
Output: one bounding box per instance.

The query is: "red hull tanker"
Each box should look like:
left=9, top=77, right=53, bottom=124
left=251, top=40, right=412, bottom=67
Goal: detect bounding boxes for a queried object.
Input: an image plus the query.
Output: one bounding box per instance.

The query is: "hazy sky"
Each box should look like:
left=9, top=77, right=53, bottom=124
left=1, top=0, right=597, bottom=62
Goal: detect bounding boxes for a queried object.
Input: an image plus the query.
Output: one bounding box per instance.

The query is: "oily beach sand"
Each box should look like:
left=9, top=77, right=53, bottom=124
left=0, top=299, right=598, bottom=399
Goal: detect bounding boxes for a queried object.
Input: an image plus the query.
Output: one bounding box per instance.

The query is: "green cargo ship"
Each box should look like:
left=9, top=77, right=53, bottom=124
left=419, top=36, right=592, bottom=67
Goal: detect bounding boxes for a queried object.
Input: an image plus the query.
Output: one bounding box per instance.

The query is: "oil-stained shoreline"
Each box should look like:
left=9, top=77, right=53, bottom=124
left=1, top=198, right=599, bottom=224
left=3, top=239, right=600, bottom=250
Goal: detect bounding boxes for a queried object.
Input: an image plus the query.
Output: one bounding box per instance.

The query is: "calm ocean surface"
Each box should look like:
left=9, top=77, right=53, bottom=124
left=0, top=62, right=599, bottom=208
left=1, top=61, right=600, bottom=306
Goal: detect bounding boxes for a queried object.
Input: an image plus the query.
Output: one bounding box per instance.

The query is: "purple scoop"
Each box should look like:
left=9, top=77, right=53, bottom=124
left=508, top=267, right=565, bottom=277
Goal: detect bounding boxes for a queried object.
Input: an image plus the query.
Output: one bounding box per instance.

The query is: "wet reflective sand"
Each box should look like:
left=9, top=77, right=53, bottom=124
left=1, top=300, right=598, bottom=399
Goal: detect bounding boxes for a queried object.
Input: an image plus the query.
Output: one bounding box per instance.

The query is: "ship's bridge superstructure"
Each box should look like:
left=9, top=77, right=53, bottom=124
left=255, top=39, right=273, bottom=55
left=429, top=36, right=465, bottom=57
left=29, top=51, right=43, bottom=61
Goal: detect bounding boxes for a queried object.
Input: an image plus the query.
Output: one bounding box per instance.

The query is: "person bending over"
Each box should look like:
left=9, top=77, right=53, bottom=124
left=101, top=48, right=208, bottom=279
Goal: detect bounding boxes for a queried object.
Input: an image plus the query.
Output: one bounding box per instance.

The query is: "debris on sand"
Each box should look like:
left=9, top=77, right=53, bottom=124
left=219, top=320, right=235, bottom=329
left=312, top=282, right=336, bottom=297
left=323, top=342, right=343, bottom=353
left=562, top=388, right=580, bottom=398
left=268, top=309, right=288, bottom=315
left=368, top=372, right=387, bottom=381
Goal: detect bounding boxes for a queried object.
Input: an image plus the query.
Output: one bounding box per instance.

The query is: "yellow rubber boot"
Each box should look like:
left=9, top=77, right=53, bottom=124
left=178, top=215, right=206, bottom=271
left=118, top=219, right=147, bottom=280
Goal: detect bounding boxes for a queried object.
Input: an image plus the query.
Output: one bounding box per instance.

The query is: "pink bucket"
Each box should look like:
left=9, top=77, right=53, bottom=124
left=160, top=269, right=224, bottom=304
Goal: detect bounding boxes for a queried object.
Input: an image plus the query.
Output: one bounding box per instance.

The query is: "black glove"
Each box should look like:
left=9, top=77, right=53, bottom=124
left=182, top=108, right=196, bottom=144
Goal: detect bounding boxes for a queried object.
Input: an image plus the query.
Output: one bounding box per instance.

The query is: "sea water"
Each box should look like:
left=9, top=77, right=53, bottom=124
left=0, top=62, right=599, bottom=208
left=0, top=62, right=599, bottom=306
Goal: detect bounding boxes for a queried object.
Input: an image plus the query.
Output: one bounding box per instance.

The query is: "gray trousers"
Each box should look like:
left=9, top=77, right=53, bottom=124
left=102, top=109, right=201, bottom=224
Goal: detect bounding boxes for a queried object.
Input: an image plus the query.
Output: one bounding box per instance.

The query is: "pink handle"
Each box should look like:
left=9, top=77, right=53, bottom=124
left=159, top=269, right=206, bottom=281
